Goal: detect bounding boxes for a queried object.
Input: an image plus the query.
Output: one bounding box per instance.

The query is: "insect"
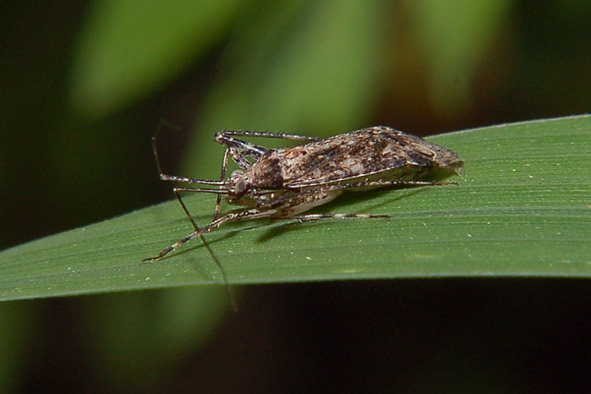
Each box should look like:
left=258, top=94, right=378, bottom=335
left=143, top=126, right=464, bottom=309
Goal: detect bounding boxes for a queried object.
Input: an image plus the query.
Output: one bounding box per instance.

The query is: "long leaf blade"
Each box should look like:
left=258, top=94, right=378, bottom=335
left=1, top=116, right=590, bottom=301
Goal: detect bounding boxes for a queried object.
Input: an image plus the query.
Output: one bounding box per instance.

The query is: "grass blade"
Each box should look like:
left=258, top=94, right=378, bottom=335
left=1, top=116, right=590, bottom=301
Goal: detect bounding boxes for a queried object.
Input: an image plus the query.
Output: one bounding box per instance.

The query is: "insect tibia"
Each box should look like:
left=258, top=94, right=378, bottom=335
left=290, top=213, right=391, bottom=221
left=430, top=181, right=459, bottom=187
left=217, top=130, right=322, bottom=142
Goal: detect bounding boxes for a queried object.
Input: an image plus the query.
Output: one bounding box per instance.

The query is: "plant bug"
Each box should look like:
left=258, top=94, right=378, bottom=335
left=143, top=125, right=465, bottom=310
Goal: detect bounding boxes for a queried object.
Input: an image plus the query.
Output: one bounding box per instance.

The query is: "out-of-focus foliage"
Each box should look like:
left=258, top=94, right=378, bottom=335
left=70, top=0, right=245, bottom=118
left=2, top=1, right=591, bottom=393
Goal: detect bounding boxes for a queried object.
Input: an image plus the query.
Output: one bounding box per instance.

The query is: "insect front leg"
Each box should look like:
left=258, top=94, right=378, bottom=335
left=217, top=130, right=322, bottom=142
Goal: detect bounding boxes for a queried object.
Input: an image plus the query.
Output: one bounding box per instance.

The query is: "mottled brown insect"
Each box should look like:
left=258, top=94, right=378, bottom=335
left=143, top=126, right=464, bottom=309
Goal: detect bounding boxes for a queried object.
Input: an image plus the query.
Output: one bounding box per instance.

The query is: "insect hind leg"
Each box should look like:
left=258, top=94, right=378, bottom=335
left=288, top=213, right=390, bottom=221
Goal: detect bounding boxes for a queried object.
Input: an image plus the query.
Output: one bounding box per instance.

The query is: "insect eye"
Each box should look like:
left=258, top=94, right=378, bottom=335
left=235, top=180, right=248, bottom=195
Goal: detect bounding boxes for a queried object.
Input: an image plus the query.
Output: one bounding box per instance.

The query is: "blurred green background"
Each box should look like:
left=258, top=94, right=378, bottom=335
left=1, top=1, right=591, bottom=393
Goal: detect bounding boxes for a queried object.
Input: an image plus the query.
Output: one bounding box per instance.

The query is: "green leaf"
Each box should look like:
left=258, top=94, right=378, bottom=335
left=1, top=116, right=590, bottom=302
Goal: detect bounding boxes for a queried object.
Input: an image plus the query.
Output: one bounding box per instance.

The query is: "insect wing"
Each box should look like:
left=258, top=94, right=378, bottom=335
left=279, top=127, right=463, bottom=189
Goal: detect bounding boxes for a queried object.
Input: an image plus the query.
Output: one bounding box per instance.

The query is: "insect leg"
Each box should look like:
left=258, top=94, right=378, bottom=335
left=259, top=179, right=459, bottom=222
left=214, top=132, right=268, bottom=162
left=291, top=179, right=458, bottom=190
left=142, top=205, right=278, bottom=270
left=199, top=207, right=279, bottom=233
left=227, top=147, right=252, bottom=171
left=214, top=131, right=322, bottom=184
left=264, top=190, right=390, bottom=221
left=288, top=213, right=390, bottom=221
left=257, top=191, right=390, bottom=221
left=321, top=179, right=459, bottom=191
left=217, top=130, right=322, bottom=142
left=214, top=130, right=323, bottom=168
left=141, top=188, right=207, bottom=262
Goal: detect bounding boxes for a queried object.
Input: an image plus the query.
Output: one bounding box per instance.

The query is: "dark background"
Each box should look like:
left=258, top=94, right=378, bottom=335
left=1, top=1, right=590, bottom=393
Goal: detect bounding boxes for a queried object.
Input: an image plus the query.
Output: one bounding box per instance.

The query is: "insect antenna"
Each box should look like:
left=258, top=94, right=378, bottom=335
left=151, top=121, right=227, bottom=187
